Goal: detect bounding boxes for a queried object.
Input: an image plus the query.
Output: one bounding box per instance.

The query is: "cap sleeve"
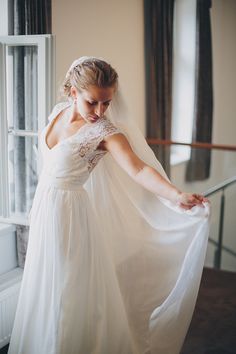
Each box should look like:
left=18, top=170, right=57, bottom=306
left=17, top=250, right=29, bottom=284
left=98, top=117, right=122, bottom=140
left=79, top=118, right=123, bottom=172
left=89, top=117, right=121, bottom=150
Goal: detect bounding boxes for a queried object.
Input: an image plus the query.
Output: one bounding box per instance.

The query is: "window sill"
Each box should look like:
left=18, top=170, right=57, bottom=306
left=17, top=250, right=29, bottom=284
left=170, top=153, right=190, bottom=166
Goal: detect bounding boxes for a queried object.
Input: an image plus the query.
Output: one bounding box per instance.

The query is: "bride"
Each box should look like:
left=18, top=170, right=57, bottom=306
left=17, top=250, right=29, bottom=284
left=8, top=56, right=210, bottom=354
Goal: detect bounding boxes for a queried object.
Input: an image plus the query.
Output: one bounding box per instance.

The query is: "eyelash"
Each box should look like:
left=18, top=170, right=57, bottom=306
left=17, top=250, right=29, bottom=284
left=88, top=101, right=110, bottom=106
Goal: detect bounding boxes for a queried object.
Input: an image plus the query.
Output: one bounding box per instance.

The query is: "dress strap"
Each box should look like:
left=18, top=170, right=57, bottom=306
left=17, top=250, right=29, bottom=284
left=48, top=101, right=72, bottom=123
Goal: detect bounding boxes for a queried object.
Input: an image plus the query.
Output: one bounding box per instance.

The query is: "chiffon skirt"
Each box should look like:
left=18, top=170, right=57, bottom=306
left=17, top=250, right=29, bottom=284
left=8, top=169, right=210, bottom=354
left=8, top=179, right=141, bottom=354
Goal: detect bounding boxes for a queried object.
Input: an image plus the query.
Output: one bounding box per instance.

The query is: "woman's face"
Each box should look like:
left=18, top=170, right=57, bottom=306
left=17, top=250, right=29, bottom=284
left=73, top=85, right=115, bottom=123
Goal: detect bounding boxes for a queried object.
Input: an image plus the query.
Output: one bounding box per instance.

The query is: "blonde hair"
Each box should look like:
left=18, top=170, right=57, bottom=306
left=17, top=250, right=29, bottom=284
left=61, top=57, right=118, bottom=98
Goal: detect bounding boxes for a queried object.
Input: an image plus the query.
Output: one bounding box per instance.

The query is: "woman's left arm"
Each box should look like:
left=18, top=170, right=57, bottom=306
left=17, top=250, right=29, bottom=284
left=103, top=133, right=209, bottom=210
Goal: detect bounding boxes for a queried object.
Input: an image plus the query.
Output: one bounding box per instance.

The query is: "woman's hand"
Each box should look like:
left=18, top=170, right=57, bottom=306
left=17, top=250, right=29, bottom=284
left=175, top=192, right=210, bottom=210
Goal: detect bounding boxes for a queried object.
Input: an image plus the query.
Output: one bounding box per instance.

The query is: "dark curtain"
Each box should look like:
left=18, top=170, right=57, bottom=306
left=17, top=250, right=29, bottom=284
left=186, top=0, right=213, bottom=181
left=9, top=0, right=51, bottom=35
left=144, top=0, right=175, bottom=177
left=8, top=0, right=51, bottom=214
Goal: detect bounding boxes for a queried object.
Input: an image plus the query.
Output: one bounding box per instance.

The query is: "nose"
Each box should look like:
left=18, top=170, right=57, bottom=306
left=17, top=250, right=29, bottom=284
left=95, top=103, right=105, bottom=118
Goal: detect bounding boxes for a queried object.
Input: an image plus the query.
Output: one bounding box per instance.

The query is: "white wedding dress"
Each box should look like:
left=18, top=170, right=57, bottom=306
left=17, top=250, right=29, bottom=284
left=8, top=101, right=210, bottom=354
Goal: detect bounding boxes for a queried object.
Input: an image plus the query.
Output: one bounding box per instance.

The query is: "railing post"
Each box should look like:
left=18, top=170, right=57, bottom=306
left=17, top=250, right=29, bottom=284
left=214, top=189, right=225, bottom=269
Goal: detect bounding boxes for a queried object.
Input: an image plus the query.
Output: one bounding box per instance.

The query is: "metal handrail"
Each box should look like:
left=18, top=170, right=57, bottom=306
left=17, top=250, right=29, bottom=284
left=203, top=176, right=236, bottom=269
left=208, top=237, right=236, bottom=259
left=203, top=176, right=236, bottom=197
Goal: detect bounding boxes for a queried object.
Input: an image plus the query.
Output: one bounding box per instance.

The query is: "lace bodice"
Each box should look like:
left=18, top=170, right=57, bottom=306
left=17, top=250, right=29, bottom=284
left=39, top=102, right=122, bottom=186
left=75, top=116, right=121, bottom=172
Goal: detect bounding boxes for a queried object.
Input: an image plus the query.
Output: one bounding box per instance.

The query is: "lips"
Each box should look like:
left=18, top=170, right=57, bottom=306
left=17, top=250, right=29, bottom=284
left=89, top=116, right=99, bottom=122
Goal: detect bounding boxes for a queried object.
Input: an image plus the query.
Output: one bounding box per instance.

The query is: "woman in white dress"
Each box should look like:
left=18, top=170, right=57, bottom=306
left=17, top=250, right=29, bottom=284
left=8, top=56, right=210, bottom=354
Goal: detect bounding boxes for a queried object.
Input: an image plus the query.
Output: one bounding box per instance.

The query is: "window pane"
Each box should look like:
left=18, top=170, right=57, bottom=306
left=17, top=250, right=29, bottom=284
left=8, top=135, right=38, bottom=216
left=6, top=45, right=38, bottom=132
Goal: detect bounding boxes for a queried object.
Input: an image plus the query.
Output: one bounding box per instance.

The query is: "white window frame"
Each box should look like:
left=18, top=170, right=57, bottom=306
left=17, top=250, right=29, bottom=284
left=0, top=34, right=55, bottom=226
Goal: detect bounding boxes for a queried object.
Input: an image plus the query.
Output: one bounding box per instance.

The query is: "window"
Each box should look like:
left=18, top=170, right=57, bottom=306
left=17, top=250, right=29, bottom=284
left=171, top=0, right=197, bottom=165
left=0, top=35, right=54, bottom=225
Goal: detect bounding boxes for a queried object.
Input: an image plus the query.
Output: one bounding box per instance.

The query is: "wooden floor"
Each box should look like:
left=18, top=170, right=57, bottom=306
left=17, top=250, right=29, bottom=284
left=1, top=267, right=235, bottom=354
left=181, top=267, right=236, bottom=354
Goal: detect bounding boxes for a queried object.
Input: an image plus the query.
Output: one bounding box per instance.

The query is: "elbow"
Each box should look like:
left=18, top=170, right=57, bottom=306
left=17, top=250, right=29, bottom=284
left=133, top=165, right=145, bottom=178
left=132, top=164, right=150, bottom=181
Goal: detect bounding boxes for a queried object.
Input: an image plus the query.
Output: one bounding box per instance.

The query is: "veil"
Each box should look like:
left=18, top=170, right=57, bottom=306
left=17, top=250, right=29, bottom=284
left=84, top=90, right=210, bottom=353
left=66, top=57, right=210, bottom=353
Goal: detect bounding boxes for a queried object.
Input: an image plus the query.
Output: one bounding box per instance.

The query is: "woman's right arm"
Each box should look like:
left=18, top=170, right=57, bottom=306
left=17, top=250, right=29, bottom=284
left=102, top=133, right=209, bottom=209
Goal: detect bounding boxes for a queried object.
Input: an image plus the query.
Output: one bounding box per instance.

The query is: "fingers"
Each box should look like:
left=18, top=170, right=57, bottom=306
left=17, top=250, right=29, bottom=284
left=179, top=203, right=193, bottom=210
left=193, top=194, right=210, bottom=204
left=186, top=195, right=202, bottom=206
left=178, top=193, right=210, bottom=210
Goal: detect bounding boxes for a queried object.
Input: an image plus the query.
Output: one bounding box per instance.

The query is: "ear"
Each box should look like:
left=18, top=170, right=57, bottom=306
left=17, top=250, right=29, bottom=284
left=70, top=86, right=78, bottom=99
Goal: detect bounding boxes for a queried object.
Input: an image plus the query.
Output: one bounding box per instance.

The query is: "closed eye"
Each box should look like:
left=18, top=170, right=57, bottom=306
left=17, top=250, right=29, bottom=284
left=87, top=101, right=97, bottom=106
left=87, top=101, right=111, bottom=106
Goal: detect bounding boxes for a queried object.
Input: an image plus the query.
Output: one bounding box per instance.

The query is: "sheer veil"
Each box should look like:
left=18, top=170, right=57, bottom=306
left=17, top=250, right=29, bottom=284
left=64, top=57, right=210, bottom=353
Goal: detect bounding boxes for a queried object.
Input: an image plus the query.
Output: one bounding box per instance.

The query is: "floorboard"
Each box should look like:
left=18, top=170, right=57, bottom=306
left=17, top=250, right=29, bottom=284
left=181, top=267, right=236, bottom=354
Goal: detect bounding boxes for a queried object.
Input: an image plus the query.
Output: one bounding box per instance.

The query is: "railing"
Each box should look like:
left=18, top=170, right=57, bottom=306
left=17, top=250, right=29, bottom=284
left=147, top=139, right=236, bottom=152
left=147, top=139, right=236, bottom=271
left=203, top=176, right=236, bottom=269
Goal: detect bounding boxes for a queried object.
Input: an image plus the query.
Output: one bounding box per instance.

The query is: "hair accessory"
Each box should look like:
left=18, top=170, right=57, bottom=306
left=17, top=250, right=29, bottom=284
left=66, top=56, right=104, bottom=78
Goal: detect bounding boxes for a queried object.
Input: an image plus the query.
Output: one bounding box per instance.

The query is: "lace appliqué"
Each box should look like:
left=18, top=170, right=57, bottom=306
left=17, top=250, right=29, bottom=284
left=75, top=118, right=122, bottom=172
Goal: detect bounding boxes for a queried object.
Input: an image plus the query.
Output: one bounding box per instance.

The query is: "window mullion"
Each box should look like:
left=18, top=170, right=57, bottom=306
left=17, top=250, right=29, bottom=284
left=37, top=37, right=47, bottom=174
left=8, top=129, right=38, bottom=137
left=0, top=43, right=10, bottom=217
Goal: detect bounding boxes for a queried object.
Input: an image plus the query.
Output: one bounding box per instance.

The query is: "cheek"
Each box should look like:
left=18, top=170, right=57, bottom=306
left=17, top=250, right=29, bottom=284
left=84, top=104, right=94, bottom=114
left=77, top=100, right=90, bottom=113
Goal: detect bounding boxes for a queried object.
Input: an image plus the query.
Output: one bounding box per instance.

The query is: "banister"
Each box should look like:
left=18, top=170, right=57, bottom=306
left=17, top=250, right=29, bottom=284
left=146, top=138, right=236, bottom=151
left=203, top=176, right=236, bottom=197
left=203, top=176, right=236, bottom=269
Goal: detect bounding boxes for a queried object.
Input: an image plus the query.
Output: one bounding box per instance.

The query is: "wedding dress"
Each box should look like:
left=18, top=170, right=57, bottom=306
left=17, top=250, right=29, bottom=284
left=8, top=96, right=210, bottom=354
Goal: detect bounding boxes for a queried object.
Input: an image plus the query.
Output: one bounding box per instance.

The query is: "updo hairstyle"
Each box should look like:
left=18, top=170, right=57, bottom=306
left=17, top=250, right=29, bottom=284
left=61, top=57, right=118, bottom=98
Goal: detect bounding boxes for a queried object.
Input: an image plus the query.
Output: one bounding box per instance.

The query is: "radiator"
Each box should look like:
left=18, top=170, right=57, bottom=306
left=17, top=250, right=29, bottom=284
left=0, top=268, right=23, bottom=349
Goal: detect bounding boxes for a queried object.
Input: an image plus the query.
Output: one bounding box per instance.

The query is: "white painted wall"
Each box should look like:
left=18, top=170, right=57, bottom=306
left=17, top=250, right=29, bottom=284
left=211, top=0, right=236, bottom=146
left=52, top=0, right=145, bottom=133
left=52, top=0, right=235, bottom=158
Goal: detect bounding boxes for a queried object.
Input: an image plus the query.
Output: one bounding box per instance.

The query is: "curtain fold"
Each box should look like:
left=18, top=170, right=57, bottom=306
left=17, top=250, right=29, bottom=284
left=144, top=0, right=175, bottom=177
left=186, top=0, right=213, bottom=182
left=11, top=0, right=51, bottom=35
left=25, top=0, right=52, bottom=34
